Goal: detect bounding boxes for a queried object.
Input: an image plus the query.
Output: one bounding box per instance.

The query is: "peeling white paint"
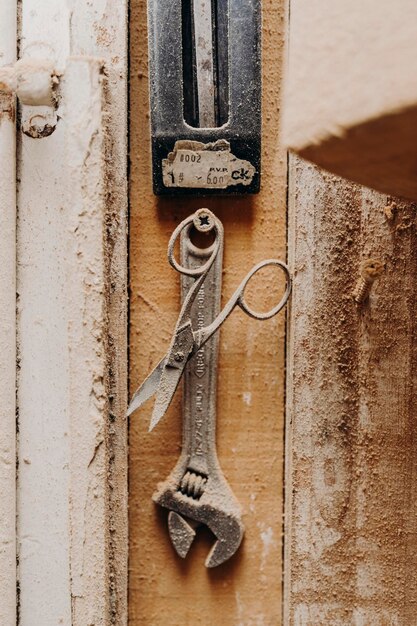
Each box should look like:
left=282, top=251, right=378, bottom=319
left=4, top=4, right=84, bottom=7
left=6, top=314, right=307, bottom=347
left=259, top=525, right=275, bottom=571
left=243, top=391, right=252, bottom=406
left=65, top=57, right=109, bottom=623
left=0, top=2, right=17, bottom=623
left=16, top=1, right=127, bottom=624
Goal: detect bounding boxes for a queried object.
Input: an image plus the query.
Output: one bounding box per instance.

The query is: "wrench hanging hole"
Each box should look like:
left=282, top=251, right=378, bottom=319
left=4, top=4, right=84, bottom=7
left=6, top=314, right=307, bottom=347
left=189, top=226, right=216, bottom=250
left=188, top=214, right=216, bottom=250
left=188, top=208, right=217, bottom=249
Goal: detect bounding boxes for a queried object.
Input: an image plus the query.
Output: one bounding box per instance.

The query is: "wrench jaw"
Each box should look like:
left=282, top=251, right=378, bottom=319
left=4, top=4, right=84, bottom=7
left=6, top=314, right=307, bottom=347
left=205, top=517, right=244, bottom=569
left=167, top=509, right=244, bottom=568
left=153, top=471, right=244, bottom=568
left=167, top=511, right=197, bottom=559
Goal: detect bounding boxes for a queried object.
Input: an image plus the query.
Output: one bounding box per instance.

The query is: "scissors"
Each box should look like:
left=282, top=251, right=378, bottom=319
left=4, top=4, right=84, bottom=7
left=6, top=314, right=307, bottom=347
left=127, top=208, right=292, bottom=430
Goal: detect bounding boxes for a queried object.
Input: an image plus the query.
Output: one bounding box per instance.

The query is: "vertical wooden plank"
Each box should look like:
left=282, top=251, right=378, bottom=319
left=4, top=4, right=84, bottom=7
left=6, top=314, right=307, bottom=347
left=129, top=0, right=288, bottom=623
left=285, top=156, right=417, bottom=623
left=0, top=1, right=17, bottom=623
left=64, top=57, right=110, bottom=625
left=68, top=4, right=129, bottom=623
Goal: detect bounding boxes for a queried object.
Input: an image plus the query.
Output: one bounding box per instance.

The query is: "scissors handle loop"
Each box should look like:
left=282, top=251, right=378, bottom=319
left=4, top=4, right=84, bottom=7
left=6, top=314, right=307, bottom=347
left=238, top=259, right=292, bottom=320
left=196, top=259, right=291, bottom=349
left=167, top=212, right=222, bottom=277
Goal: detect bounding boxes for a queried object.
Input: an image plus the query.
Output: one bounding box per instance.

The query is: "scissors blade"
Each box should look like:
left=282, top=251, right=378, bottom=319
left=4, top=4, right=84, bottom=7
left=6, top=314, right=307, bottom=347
left=127, top=357, right=166, bottom=417
left=149, top=360, right=188, bottom=432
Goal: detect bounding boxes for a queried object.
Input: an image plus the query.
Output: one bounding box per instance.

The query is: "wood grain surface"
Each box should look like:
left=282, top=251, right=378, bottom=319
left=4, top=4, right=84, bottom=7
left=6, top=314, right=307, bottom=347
left=285, top=157, right=417, bottom=624
left=129, top=0, right=287, bottom=623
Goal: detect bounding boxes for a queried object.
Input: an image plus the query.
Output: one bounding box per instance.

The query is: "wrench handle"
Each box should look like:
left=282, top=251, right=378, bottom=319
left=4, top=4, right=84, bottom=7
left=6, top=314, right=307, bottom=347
left=180, top=219, right=224, bottom=475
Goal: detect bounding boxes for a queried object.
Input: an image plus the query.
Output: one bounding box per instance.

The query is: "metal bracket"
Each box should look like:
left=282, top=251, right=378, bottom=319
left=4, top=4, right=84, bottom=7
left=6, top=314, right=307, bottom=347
left=0, top=57, right=60, bottom=138
left=0, top=56, right=106, bottom=139
left=0, top=58, right=58, bottom=107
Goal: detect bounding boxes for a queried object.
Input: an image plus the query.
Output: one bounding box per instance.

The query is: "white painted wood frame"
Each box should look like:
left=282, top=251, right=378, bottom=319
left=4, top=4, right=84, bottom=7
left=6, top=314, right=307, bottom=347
left=0, top=1, right=17, bottom=623
left=11, top=1, right=128, bottom=624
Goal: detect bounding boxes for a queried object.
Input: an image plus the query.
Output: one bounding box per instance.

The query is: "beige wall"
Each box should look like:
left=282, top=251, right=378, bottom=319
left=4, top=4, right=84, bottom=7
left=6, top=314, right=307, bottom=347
left=283, top=0, right=417, bottom=200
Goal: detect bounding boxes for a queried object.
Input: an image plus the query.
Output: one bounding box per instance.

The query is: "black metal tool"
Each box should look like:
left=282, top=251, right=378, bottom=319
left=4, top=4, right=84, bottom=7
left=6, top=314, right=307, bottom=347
left=148, top=0, right=262, bottom=196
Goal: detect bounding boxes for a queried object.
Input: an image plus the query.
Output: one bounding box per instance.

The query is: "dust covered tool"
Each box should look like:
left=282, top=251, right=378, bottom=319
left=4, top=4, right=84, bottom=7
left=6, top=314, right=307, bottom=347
left=128, top=209, right=291, bottom=567
left=148, top=0, right=261, bottom=195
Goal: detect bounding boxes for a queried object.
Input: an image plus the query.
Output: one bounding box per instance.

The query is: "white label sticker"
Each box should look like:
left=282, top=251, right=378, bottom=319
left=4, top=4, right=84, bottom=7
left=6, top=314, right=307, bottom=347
left=162, top=139, right=255, bottom=189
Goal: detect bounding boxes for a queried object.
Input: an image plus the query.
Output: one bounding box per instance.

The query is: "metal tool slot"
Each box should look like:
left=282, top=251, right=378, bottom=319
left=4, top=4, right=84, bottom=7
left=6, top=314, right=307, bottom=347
left=182, top=0, right=229, bottom=128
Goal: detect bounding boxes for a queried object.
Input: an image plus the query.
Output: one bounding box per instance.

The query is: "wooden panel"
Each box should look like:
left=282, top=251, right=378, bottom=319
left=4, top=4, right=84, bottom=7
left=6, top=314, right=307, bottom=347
left=285, top=157, right=417, bottom=623
left=68, top=3, right=129, bottom=622
left=129, top=0, right=287, bottom=623
left=65, top=58, right=114, bottom=625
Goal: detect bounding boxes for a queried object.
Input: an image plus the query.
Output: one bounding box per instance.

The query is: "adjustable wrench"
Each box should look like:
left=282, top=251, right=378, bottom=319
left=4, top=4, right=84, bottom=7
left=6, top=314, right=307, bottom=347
left=152, top=214, right=244, bottom=568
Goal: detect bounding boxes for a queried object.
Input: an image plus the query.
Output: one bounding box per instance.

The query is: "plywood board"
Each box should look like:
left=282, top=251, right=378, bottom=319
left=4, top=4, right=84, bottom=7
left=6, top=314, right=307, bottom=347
left=129, top=0, right=288, bottom=623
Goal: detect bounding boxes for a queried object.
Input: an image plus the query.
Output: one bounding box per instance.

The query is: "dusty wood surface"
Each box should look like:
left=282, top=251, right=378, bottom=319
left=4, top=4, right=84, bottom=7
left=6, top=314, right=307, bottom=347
left=129, top=0, right=287, bottom=623
left=65, top=59, right=111, bottom=624
left=285, top=156, right=417, bottom=624
left=282, top=0, right=417, bottom=200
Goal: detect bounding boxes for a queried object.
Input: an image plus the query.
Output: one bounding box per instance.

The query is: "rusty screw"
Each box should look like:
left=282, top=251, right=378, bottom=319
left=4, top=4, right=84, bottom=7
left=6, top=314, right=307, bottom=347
left=353, top=258, right=385, bottom=304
